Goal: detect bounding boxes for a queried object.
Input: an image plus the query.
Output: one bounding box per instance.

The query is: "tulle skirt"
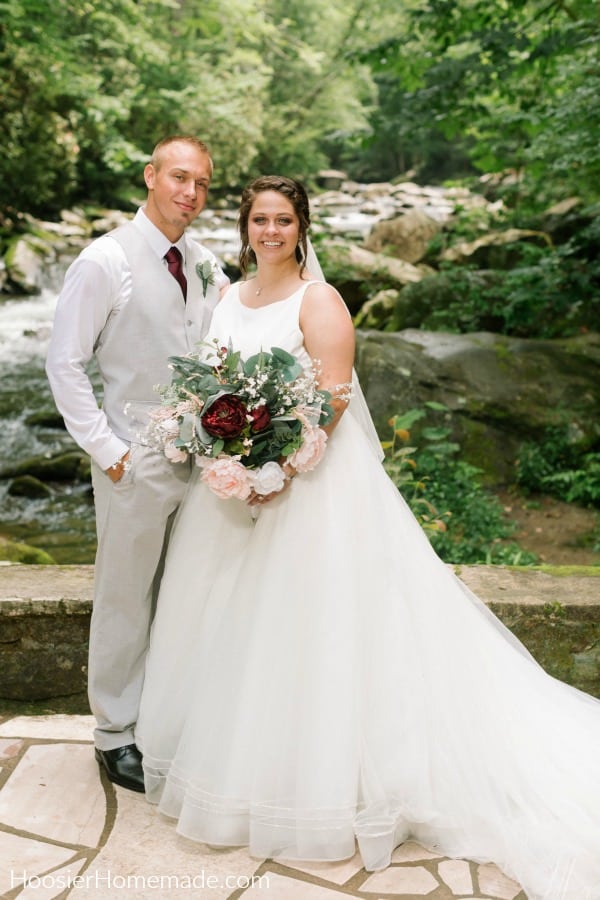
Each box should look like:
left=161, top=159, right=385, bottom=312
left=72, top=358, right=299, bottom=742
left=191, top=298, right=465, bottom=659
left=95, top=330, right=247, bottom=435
left=136, top=412, right=600, bottom=900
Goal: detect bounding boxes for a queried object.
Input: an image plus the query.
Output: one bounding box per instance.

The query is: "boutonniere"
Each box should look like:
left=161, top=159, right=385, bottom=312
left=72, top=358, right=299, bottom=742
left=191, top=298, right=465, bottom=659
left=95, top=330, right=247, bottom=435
left=195, top=259, right=217, bottom=297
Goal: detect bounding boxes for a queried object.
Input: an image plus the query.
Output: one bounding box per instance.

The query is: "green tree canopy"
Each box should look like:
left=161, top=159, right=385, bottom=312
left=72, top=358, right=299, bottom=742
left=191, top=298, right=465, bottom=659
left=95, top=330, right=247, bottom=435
left=0, top=0, right=597, bottom=215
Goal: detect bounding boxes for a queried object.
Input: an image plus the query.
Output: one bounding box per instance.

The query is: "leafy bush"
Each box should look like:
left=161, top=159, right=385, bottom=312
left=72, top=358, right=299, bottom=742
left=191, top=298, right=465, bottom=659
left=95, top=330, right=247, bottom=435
left=387, top=208, right=600, bottom=339
left=420, top=239, right=597, bottom=338
left=383, top=403, right=537, bottom=565
left=516, top=427, right=600, bottom=507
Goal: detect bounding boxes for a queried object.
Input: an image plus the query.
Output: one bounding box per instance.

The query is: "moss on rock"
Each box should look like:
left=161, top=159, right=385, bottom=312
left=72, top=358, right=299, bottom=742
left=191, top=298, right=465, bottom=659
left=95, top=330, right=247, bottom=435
left=0, top=537, right=56, bottom=564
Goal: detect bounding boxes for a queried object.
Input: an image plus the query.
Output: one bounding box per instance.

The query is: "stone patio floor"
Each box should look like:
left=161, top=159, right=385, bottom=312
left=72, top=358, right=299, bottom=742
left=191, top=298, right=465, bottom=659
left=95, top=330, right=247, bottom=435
left=0, top=715, right=528, bottom=900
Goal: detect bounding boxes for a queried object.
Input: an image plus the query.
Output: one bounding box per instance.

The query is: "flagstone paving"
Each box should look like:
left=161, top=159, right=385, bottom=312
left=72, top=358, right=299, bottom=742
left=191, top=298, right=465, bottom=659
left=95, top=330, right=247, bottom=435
left=0, top=715, right=528, bottom=900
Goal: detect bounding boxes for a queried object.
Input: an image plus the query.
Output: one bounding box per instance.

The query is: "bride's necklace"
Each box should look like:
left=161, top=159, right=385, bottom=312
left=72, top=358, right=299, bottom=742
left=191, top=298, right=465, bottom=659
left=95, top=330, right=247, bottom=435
left=254, top=271, right=299, bottom=298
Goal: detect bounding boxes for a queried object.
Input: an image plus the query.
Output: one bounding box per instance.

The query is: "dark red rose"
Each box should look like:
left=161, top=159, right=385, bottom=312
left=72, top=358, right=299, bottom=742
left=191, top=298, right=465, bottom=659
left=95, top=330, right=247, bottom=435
left=201, top=395, right=248, bottom=438
left=249, top=404, right=271, bottom=433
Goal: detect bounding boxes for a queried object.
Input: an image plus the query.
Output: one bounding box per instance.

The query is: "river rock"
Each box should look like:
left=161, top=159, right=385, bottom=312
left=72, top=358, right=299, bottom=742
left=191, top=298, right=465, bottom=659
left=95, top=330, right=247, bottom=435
left=364, top=208, right=442, bottom=263
left=354, top=269, right=502, bottom=332
left=315, top=169, right=348, bottom=190
left=321, top=239, right=427, bottom=312
left=540, top=197, right=598, bottom=245
left=4, top=235, right=49, bottom=294
left=390, top=182, right=456, bottom=221
left=440, top=228, right=552, bottom=268
left=7, top=475, right=53, bottom=499
left=0, top=537, right=55, bottom=564
left=1, top=451, right=91, bottom=483
left=34, top=218, right=90, bottom=239
left=354, top=289, right=402, bottom=330
left=25, top=410, right=67, bottom=429
left=90, top=209, right=133, bottom=236
left=59, top=208, right=92, bottom=230
left=355, top=329, right=600, bottom=484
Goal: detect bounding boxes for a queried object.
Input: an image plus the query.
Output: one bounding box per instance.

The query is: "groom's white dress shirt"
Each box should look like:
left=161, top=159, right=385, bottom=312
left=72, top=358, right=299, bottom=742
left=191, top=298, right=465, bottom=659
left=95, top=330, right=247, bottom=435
left=46, top=207, right=227, bottom=470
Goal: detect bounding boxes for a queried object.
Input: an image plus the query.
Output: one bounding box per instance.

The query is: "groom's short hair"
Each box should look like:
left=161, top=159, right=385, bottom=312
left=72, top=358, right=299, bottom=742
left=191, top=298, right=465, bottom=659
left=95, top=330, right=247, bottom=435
left=150, top=136, right=214, bottom=175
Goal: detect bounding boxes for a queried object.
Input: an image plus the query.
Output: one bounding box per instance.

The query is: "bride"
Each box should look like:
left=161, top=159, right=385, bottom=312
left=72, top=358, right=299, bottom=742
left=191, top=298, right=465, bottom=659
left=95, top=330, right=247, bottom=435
left=135, top=176, right=600, bottom=899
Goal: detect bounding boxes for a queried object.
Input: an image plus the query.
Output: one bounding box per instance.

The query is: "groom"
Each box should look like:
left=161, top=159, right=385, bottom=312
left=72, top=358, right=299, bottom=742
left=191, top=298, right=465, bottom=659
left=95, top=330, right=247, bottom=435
left=46, top=136, right=228, bottom=792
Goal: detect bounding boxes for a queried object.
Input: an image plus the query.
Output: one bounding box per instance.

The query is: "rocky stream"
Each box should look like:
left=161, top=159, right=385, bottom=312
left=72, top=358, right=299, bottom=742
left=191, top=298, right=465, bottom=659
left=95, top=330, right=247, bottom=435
left=0, top=176, right=598, bottom=564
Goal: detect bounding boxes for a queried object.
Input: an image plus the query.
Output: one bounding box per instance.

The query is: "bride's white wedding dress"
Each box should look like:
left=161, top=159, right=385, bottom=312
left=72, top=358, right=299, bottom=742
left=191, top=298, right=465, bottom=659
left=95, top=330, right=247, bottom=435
left=136, top=282, right=600, bottom=899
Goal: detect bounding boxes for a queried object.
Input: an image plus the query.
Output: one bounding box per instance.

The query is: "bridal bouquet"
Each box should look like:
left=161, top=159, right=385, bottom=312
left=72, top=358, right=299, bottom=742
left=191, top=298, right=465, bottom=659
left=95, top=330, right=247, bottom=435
left=147, top=341, right=334, bottom=500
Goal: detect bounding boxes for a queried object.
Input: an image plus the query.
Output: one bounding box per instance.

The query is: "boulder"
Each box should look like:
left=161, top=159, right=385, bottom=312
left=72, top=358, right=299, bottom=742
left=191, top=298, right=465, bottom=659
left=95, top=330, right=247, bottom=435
left=315, top=170, right=348, bottom=190
left=540, top=198, right=598, bottom=244
left=440, top=228, right=552, bottom=268
left=364, top=209, right=442, bottom=263
left=322, top=239, right=427, bottom=313
left=355, top=329, right=600, bottom=484
left=354, top=289, right=402, bottom=330
left=4, top=235, right=48, bottom=294
left=355, top=269, right=503, bottom=333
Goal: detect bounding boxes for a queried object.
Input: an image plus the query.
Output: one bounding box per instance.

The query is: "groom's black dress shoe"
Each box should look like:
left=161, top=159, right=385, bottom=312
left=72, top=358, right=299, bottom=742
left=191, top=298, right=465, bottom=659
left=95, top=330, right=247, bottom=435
left=95, top=744, right=145, bottom=793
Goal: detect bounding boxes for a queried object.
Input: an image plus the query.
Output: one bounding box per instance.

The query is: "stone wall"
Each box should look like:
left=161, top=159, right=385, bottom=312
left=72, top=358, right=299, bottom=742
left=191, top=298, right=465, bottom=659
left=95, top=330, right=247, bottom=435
left=0, top=564, right=598, bottom=701
left=0, top=566, right=92, bottom=700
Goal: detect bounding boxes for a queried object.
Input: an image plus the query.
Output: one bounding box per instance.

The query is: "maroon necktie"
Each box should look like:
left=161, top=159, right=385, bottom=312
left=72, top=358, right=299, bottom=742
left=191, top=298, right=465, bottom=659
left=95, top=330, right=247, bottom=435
left=164, top=246, right=187, bottom=300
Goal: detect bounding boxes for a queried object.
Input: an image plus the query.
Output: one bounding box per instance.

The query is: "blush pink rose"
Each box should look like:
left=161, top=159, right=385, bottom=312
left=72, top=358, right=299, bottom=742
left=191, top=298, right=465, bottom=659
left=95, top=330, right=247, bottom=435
left=288, top=426, right=327, bottom=473
left=164, top=441, right=188, bottom=463
left=199, top=457, right=252, bottom=500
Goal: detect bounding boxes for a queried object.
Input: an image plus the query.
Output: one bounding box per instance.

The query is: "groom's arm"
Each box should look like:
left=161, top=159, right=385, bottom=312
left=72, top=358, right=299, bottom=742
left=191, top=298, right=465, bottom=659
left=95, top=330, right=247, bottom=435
left=46, top=242, right=130, bottom=472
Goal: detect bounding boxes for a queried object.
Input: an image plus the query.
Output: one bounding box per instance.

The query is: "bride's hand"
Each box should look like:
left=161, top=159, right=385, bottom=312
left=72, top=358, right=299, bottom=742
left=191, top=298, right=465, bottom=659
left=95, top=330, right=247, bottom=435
left=247, top=479, right=292, bottom=507
left=247, top=464, right=296, bottom=506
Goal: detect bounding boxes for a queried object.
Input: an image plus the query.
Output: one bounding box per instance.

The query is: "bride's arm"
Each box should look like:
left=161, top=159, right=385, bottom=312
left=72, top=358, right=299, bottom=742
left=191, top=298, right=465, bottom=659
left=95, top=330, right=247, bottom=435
left=248, top=282, right=354, bottom=505
left=299, top=282, right=355, bottom=436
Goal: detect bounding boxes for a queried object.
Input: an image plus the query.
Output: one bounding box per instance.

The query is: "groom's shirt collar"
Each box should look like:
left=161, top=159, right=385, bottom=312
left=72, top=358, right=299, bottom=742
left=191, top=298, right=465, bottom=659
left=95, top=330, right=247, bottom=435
left=136, top=207, right=187, bottom=264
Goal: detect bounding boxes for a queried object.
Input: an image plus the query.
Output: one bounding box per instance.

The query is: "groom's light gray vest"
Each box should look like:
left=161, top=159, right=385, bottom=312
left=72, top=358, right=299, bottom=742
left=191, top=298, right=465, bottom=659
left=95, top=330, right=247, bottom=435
left=94, top=222, right=220, bottom=442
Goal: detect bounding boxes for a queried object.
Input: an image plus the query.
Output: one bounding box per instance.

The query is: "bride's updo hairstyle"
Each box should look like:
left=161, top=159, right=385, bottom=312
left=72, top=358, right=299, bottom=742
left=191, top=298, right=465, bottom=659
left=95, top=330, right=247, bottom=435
left=238, top=175, right=310, bottom=277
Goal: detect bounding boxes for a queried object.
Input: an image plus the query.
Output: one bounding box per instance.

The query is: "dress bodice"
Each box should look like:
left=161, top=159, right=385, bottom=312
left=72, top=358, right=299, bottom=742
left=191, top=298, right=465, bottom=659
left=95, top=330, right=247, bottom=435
left=206, top=280, right=317, bottom=370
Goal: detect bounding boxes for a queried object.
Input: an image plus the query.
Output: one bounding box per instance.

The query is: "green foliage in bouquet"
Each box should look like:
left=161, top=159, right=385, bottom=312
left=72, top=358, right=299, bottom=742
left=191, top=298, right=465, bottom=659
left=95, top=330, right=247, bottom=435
left=153, top=343, right=334, bottom=469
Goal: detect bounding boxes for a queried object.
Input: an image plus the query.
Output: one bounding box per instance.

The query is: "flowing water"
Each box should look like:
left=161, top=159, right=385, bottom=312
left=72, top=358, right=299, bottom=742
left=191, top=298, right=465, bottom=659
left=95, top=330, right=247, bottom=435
left=0, top=219, right=241, bottom=564
left=0, top=269, right=98, bottom=562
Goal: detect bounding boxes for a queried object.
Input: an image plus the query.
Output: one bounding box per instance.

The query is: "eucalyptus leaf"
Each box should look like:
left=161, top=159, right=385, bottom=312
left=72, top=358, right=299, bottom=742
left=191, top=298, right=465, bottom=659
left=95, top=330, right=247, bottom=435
left=195, top=415, right=213, bottom=445
left=271, top=347, right=295, bottom=365
left=179, top=413, right=196, bottom=444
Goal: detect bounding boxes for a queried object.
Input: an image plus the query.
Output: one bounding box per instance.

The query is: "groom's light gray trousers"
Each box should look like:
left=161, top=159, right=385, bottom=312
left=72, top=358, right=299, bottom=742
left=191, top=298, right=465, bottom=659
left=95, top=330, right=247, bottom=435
left=90, top=446, right=191, bottom=750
